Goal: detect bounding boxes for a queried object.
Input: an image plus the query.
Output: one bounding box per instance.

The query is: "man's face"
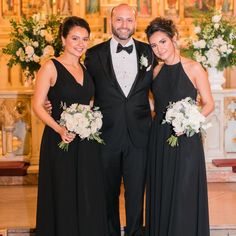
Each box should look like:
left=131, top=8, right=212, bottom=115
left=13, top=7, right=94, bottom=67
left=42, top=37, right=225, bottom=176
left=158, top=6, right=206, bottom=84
left=111, top=5, right=136, bottom=42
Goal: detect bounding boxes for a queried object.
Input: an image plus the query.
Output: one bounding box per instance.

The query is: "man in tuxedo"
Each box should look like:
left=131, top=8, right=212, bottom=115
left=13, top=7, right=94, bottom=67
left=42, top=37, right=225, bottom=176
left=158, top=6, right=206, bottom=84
left=84, top=4, right=153, bottom=236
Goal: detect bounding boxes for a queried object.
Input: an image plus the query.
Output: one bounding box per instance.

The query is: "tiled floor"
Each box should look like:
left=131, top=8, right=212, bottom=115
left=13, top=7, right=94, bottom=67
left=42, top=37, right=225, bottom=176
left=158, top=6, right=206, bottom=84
left=0, top=183, right=235, bottom=231
left=208, top=183, right=236, bottom=226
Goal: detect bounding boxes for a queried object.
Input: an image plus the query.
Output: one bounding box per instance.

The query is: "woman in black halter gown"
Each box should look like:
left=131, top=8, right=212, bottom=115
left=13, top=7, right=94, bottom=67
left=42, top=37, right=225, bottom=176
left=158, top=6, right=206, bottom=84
left=145, top=18, right=215, bottom=236
left=33, top=17, right=108, bottom=236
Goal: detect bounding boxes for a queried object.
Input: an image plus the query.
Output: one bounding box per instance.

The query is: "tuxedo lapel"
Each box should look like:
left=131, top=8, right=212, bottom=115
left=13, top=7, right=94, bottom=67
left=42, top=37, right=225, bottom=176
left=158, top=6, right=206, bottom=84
left=98, top=40, right=114, bottom=82
left=127, top=40, right=147, bottom=98
left=135, top=40, right=149, bottom=80
left=98, top=40, right=126, bottom=97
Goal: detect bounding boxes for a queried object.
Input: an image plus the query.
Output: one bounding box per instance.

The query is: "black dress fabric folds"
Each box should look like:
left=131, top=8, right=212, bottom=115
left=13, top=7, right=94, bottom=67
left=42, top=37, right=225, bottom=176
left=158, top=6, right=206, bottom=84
left=36, top=59, right=108, bottom=236
left=145, top=62, right=210, bottom=236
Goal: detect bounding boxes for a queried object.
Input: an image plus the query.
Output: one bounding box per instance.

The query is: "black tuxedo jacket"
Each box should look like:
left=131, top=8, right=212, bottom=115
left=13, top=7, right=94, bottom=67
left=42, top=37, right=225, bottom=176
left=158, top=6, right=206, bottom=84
left=85, top=39, right=153, bottom=149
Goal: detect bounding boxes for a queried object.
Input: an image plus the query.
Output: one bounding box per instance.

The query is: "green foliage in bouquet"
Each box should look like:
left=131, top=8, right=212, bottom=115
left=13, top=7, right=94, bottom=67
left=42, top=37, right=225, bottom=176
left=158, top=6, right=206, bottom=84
left=182, top=10, right=236, bottom=71
left=2, top=14, right=63, bottom=76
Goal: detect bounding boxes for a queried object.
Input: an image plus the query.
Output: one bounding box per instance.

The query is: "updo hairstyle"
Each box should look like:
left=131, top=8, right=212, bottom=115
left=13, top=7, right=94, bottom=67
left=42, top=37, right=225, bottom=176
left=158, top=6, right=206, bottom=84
left=145, top=17, right=178, bottom=40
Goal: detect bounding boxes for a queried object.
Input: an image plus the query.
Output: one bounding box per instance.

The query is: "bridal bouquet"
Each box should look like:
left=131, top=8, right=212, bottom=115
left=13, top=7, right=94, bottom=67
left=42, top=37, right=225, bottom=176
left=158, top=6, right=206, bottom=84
left=162, top=97, right=211, bottom=147
left=58, top=103, right=104, bottom=151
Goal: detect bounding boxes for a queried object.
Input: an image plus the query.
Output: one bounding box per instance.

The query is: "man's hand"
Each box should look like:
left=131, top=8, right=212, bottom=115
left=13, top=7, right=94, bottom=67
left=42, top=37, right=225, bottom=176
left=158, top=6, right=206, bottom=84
left=44, top=100, right=52, bottom=114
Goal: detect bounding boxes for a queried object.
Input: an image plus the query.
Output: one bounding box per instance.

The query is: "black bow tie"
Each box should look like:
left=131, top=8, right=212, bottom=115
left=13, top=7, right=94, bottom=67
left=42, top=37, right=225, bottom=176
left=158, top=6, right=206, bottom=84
left=116, top=43, right=133, bottom=54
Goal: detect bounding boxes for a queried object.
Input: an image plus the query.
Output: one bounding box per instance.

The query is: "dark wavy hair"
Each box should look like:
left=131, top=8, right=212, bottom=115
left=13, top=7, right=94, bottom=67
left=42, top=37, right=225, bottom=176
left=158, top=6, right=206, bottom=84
left=145, top=17, right=178, bottom=40
left=59, top=16, right=90, bottom=39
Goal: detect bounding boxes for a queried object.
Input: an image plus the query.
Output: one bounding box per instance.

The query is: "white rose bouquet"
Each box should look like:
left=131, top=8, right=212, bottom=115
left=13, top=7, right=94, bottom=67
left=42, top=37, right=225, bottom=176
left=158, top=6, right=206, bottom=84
left=162, top=97, right=211, bottom=147
left=58, top=103, right=104, bottom=151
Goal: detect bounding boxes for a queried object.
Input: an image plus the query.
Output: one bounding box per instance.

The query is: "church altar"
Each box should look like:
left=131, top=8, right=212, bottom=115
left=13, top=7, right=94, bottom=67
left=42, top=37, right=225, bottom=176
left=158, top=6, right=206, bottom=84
left=205, top=90, right=236, bottom=160
left=0, top=89, right=43, bottom=166
left=1, top=88, right=236, bottom=180
left=0, top=0, right=236, bottom=180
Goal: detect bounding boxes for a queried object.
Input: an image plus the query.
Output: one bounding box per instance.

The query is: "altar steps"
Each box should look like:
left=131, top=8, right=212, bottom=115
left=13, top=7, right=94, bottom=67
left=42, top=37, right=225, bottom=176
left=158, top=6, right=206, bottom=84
left=0, top=162, right=29, bottom=176
left=0, top=164, right=38, bottom=186
left=1, top=161, right=236, bottom=186
left=1, top=227, right=236, bottom=236
left=212, top=159, right=236, bottom=173
left=206, top=161, right=236, bottom=182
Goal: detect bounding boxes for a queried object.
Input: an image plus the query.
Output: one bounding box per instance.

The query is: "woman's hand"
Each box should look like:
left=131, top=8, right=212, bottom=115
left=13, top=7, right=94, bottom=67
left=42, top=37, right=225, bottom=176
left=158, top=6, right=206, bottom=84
left=175, top=132, right=184, bottom=137
left=58, top=126, right=76, bottom=143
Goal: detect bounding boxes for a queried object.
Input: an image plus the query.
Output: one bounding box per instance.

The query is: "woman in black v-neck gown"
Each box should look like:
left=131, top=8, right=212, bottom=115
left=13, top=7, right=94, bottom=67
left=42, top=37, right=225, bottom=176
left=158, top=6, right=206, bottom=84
left=33, top=17, right=108, bottom=236
left=145, top=18, right=215, bottom=236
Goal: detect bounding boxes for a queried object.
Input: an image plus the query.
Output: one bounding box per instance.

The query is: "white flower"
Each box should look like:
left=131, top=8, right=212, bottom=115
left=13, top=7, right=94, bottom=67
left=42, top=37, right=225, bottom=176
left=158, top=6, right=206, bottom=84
left=194, top=26, right=201, bottom=34
left=193, top=39, right=206, bottom=49
left=45, top=33, right=54, bottom=43
left=90, top=118, right=102, bottom=133
left=212, top=14, right=222, bottom=23
left=212, top=37, right=226, bottom=47
left=201, top=56, right=207, bottom=62
left=40, top=29, right=46, bottom=37
left=80, top=128, right=92, bottom=139
left=58, top=103, right=104, bottom=151
left=140, top=54, right=148, bottom=68
left=76, top=114, right=90, bottom=130
left=43, top=45, right=54, bottom=56
left=162, top=97, right=211, bottom=147
left=205, top=49, right=220, bottom=67
left=95, top=118, right=103, bottom=129
left=93, top=110, right=103, bottom=119
left=64, top=113, right=75, bottom=132
left=193, top=51, right=203, bottom=63
left=219, top=44, right=228, bottom=53
left=33, top=54, right=40, bottom=63
left=25, top=45, right=34, bottom=57
left=67, top=103, right=78, bottom=113
left=214, top=23, right=220, bottom=29
left=227, top=48, right=232, bottom=54
left=16, top=47, right=24, bottom=57
left=33, top=41, right=39, bottom=47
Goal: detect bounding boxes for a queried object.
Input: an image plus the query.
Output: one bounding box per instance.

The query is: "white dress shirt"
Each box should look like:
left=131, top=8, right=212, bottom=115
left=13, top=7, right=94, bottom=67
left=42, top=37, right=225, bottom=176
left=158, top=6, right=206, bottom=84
left=110, top=37, right=138, bottom=97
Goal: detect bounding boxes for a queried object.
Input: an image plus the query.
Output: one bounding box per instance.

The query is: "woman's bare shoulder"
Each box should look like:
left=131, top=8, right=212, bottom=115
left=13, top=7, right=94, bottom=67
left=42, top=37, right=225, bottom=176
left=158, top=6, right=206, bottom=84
left=36, top=59, right=57, bottom=85
left=41, top=59, right=56, bottom=70
left=181, top=57, right=203, bottom=70
left=37, top=59, right=57, bottom=77
left=153, top=62, right=164, bottom=78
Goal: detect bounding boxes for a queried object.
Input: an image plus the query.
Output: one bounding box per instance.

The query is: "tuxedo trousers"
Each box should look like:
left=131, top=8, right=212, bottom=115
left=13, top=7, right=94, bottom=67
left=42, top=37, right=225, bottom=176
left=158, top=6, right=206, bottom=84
left=100, top=134, right=147, bottom=236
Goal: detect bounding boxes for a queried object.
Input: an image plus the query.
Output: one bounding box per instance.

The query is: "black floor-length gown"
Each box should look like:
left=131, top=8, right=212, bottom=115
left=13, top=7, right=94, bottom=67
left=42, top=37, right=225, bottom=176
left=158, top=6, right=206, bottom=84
left=145, top=62, right=210, bottom=236
left=36, top=59, right=108, bottom=236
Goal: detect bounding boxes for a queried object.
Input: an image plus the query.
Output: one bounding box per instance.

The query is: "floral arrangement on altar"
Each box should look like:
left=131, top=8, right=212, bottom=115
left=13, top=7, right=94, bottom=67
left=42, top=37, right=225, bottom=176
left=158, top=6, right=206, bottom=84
left=183, top=11, right=236, bottom=71
left=2, top=14, right=63, bottom=83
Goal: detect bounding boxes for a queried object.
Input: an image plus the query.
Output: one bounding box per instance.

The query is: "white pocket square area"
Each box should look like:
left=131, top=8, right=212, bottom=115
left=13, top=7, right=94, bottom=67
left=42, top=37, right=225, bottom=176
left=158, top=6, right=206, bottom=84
left=146, top=65, right=152, bottom=71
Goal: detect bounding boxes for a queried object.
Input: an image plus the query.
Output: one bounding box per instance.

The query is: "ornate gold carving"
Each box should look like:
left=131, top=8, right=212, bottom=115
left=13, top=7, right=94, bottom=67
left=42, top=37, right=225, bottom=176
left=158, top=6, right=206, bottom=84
left=0, top=98, right=30, bottom=126
left=224, top=97, right=236, bottom=120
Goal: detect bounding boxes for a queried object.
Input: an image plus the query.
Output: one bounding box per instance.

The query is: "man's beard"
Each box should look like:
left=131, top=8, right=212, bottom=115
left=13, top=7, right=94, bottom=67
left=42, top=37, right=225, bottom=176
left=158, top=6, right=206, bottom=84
left=111, top=26, right=135, bottom=40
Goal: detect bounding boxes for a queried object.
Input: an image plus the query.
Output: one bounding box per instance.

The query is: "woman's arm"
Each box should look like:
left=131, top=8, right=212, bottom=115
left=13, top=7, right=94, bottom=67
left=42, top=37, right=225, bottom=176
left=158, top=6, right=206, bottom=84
left=193, top=62, right=215, bottom=117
